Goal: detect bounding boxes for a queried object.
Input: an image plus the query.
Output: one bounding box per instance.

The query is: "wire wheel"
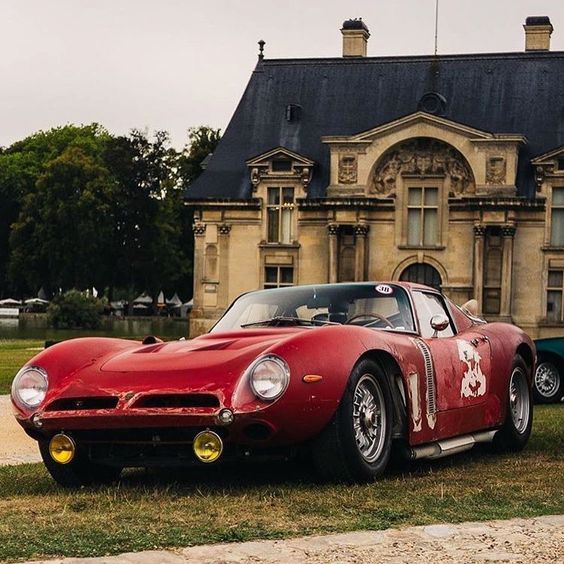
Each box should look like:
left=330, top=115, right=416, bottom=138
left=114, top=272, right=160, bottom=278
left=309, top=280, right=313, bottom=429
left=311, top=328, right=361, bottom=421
left=352, top=374, right=387, bottom=463
left=509, top=367, right=530, bottom=435
left=534, top=362, right=561, bottom=400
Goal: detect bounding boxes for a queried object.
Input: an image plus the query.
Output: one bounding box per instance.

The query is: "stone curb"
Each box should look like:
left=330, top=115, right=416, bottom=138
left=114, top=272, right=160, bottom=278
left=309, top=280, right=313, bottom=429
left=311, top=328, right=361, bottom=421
left=21, top=515, right=564, bottom=564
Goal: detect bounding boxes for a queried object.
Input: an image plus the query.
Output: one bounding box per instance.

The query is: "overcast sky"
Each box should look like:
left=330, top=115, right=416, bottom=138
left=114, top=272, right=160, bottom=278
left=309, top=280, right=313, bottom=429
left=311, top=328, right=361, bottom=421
left=2, top=0, right=563, bottom=150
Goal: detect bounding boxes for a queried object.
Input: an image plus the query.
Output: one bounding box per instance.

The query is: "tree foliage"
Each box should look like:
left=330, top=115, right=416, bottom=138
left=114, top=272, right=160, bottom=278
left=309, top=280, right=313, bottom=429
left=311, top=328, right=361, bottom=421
left=0, top=123, right=222, bottom=305
left=46, top=289, right=106, bottom=329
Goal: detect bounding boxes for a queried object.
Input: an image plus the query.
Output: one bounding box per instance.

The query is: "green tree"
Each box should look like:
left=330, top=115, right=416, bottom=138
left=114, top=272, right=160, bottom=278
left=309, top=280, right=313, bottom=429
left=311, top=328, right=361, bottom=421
left=9, top=146, right=115, bottom=292
left=1, top=124, right=111, bottom=296
left=176, top=126, right=222, bottom=300
left=47, top=289, right=106, bottom=329
left=178, top=126, right=221, bottom=185
left=104, top=130, right=189, bottom=306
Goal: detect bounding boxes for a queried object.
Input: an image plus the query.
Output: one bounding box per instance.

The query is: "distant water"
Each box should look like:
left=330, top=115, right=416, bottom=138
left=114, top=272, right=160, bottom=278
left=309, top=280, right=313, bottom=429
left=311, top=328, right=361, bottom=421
left=0, top=315, right=189, bottom=341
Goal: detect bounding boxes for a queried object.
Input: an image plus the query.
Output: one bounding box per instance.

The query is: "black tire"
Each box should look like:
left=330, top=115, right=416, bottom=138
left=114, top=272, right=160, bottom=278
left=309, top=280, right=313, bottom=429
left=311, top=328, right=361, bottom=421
left=533, top=358, right=564, bottom=404
left=39, top=440, right=122, bottom=488
left=312, top=358, right=393, bottom=482
left=493, top=355, right=533, bottom=452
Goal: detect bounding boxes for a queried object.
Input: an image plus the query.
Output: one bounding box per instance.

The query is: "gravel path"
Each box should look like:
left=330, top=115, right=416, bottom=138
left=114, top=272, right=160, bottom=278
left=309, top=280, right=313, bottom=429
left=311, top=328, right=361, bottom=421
left=2, top=397, right=562, bottom=563
left=20, top=515, right=564, bottom=563
left=0, top=395, right=41, bottom=465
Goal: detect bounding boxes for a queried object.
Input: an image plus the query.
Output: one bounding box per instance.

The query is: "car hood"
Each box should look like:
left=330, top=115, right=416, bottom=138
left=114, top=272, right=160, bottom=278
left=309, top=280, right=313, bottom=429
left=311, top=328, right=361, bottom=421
left=99, top=328, right=304, bottom=373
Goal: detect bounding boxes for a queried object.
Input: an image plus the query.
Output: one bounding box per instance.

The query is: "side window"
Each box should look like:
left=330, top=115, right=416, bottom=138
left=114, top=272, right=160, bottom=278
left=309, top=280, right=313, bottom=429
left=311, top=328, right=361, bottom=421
left=412, top=291, right=454, bottom=338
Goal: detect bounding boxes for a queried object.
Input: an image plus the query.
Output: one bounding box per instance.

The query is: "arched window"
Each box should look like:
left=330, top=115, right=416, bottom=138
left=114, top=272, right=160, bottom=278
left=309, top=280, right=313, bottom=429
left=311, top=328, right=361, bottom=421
left=400, top=263, right=442, bottom=290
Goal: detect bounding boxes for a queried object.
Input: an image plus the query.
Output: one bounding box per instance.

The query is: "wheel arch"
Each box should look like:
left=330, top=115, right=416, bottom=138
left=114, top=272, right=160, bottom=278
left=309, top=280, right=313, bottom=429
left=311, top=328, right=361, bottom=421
left=357, top=349, right=408, bottom=440
left=516, top=343, right=535, bottom=381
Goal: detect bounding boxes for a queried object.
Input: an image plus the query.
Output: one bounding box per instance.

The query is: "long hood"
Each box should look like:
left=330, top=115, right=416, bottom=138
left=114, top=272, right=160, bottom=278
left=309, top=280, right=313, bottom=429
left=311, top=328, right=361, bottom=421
left=100, top=329, right=302, bottom=373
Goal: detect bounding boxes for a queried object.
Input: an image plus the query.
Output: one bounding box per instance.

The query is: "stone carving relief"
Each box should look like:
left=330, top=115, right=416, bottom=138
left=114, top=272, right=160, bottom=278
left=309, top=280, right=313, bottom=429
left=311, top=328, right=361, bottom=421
left=370, top=138, right=473, bottom=196
left=338, top=154, right=358, bottom=184
left=486, top=156, right=506, bottom=185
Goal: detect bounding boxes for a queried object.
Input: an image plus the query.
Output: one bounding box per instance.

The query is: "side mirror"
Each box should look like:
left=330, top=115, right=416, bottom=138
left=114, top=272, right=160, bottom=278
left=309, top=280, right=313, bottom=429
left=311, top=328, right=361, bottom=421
left=430, top=314, right=450, bottom=337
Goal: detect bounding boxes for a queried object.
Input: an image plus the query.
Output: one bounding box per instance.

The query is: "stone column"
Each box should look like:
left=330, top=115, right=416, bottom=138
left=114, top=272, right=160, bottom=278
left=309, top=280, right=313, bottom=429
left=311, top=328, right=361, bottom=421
left=473, top=224, right=486, bottom=313
left=327, top=224, right=339, bottom=283
left=218, top=224, right=231, bottom=309
left=500, top=225, right=517, bottom=318
left=354, top=224, right=369, bottom=281
left=191, top=222, right=207, bottom=328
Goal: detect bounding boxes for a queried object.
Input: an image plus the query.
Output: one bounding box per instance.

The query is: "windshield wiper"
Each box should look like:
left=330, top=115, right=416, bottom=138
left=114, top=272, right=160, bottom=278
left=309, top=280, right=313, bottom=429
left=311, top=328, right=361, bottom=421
left=240, top=316, right=338, bottom=328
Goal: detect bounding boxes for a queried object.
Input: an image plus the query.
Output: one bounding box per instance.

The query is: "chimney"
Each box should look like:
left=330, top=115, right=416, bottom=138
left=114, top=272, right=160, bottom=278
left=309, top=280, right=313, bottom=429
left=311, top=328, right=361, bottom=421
left=341, top=19, right=370, bottom=57
left=524, top=16, right=553, bottom=51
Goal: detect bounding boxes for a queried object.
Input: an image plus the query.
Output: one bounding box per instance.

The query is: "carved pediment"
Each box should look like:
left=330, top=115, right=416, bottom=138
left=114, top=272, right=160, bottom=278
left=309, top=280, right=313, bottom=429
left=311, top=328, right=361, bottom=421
left=370, top=137, right=474, bottom=196
left=246, top=146, right=315, bottom=191
left=532, top=145, right=564, bottom=174
left=246, top=146, right=315, bottom=168
left=322, top=112, right=496, bottom=145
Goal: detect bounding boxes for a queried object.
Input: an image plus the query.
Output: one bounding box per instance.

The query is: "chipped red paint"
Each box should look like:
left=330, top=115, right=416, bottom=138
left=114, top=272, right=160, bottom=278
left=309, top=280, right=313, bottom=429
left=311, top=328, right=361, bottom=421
left=11, top=283, right=535, bottom=463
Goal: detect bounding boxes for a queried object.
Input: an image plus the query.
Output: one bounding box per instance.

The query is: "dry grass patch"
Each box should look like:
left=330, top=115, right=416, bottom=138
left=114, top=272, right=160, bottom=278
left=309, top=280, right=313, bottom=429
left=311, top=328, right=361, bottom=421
left=0, top=404, right=562, bottom=562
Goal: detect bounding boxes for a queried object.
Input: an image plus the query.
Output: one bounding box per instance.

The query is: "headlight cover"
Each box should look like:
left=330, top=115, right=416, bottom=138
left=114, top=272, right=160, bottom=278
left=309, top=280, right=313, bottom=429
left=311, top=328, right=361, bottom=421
left=11, top=366, right=48, bottom=409
left=247, top=355, right=290, bottom=401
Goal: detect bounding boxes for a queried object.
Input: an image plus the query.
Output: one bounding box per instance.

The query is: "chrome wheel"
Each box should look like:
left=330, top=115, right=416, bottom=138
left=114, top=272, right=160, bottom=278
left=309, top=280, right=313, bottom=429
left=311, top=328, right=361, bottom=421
left=352, top=374, right=387, bottom=463
left=534, top=362, right=560, bottom=399
left=509, top=367, right=530, bottom=434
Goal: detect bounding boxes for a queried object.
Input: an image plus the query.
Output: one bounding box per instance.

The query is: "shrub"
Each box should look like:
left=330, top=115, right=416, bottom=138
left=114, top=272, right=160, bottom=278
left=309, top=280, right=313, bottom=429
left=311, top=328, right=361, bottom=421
left=47, top=290, right=106, bottom=329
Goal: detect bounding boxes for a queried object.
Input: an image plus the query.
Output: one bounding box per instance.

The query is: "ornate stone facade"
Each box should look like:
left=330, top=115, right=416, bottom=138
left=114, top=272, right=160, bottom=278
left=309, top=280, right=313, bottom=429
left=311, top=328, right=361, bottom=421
left=186, top=18, right=563, bottom=339
left=370, top=138, right=473, bottom=196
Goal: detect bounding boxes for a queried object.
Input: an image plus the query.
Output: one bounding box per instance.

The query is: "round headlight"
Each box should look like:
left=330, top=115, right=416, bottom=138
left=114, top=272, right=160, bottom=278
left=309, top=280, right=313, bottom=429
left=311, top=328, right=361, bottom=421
left=11, top=366, right=48, bottom=409
left=247, top=355, right=290, bottom=401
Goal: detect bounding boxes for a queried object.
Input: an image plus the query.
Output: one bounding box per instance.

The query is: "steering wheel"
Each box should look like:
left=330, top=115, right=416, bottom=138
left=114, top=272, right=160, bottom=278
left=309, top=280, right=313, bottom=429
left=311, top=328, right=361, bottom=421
left=345, top=313, right=394, bottom=328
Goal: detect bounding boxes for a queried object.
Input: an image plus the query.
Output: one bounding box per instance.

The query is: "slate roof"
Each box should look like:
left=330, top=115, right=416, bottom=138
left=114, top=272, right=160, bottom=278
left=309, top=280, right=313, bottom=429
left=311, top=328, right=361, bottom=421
left=186, top=51, right=564, bottom=200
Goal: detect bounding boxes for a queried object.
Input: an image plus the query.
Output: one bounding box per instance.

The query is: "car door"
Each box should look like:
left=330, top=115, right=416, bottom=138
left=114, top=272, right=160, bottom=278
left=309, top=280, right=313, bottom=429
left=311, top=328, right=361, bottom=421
left=411, top=290, right=492, bottom=437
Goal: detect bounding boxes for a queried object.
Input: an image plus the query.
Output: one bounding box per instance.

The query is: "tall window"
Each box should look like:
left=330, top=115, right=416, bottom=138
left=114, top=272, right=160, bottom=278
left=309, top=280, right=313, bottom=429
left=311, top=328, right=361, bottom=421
left=264, top=266, right=294, bottom=289
left=407, top=187, right=438, bottom=246
left=483, top=229, right=502, bottom=314
left=547, top=270, right=564, bottom=322
left=267, top=187, right=294, bottom=244
left=551, top=188, right=564, bottom=246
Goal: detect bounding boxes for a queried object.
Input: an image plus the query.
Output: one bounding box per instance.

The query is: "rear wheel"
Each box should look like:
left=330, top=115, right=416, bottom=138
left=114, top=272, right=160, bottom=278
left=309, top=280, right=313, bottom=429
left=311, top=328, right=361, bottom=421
left=533, top=359, right=564, bottom=403
left=493, top=355, right=533, bottom=452
left=39, top=440, right=122, bottom=488
left=312, top=359, right=393, bottom=482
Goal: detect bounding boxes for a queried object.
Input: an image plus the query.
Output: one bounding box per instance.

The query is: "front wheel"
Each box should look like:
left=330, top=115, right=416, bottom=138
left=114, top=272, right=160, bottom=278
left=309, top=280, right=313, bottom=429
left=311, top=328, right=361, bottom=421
left=39, top=440, right=122, bottom=488
left=493, top=355, right=533, bottom=452
left=312, top=359, right=393, bottom=482
left=533, top=360, right=564, bottom=403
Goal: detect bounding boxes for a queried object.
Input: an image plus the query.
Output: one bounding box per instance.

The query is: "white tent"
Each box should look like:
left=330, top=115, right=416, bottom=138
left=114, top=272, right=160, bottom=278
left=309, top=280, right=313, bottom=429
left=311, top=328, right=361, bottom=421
left=0, top=298, right=22, bottom=306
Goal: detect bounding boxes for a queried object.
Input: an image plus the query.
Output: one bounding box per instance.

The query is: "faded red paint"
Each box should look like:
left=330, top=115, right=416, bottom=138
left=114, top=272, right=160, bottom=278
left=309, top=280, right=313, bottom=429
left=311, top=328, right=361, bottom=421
left=11, top=283, right=535, bottom=460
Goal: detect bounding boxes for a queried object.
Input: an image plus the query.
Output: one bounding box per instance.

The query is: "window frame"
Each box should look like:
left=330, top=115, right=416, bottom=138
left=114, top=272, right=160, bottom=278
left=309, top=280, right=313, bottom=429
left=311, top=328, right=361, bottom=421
left=550, top=187, right=564, bottom=247
left=546, top=269, right=564, bottom=322
left=266, top=186, right=295, bottom=244
left=263, top=265, right=294, bottom=289
left=400, top=178, right=444, bottom=249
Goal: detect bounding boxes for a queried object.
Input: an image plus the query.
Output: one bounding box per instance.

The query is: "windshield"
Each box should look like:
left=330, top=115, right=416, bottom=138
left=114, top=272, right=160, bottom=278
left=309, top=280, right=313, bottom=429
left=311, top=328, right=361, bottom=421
left=211, top=283, right=416, bottom=333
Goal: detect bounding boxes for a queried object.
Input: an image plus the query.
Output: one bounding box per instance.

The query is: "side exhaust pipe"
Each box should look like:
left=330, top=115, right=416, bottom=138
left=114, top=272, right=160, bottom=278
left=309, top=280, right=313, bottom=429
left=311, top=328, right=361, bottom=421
left=406, top=430, right=497, bottom=461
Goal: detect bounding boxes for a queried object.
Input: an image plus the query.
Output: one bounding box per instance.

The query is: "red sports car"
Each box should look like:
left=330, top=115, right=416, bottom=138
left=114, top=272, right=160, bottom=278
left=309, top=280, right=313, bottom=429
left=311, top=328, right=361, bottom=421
left=11, top=282, right=534, bottom=487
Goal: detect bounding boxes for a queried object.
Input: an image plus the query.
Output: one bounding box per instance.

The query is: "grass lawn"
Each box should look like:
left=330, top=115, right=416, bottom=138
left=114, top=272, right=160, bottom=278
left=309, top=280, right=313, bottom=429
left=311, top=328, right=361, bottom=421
left=0, top=404, right=562, bottom=563
left=0, top=339, right=44, bottom=394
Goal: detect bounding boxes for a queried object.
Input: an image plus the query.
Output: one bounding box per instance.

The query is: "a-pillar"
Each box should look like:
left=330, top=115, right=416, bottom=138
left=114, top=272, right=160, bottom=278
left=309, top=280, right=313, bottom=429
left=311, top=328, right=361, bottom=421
left=473, top=224, right=486, bottom=313
left=354, top=224, right=369, bottom=281
left=327, top=223, right=339, bottom=283
left=218, top=224, right=231, bottom=309
left=500, top=225, right=516, bottom=318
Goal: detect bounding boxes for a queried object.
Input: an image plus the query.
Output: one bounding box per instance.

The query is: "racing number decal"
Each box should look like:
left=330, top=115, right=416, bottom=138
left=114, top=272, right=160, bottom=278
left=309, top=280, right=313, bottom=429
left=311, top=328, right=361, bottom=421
left=457, top=340, right=487, bottom=398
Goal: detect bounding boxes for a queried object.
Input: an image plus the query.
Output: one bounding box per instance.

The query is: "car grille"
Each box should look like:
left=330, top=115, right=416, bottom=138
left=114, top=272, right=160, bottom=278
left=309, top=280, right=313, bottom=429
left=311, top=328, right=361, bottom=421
left=45, top=396, right=119, bottom=411
left=131, top=394, right=220, bottom=408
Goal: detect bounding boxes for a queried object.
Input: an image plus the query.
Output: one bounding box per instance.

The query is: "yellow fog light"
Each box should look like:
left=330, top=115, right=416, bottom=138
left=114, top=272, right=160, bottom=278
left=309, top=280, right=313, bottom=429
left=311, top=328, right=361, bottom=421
left=193, top=430, right=223, bottom=463
left=49, top=433, right=76, bottom=464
